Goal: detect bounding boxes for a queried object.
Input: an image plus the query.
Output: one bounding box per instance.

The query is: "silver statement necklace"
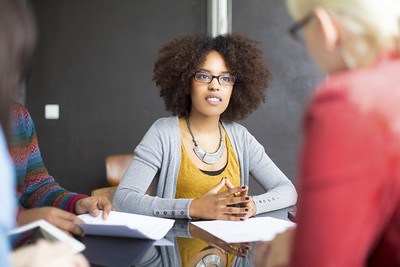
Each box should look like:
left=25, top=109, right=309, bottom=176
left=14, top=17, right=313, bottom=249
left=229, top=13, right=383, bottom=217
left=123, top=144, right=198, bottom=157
left=186, top=117, right=225, bottom=165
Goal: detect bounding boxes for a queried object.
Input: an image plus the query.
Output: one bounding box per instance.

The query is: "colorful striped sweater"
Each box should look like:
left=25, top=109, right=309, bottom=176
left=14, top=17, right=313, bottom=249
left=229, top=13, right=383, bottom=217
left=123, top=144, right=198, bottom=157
left=10, top=103, right=87, bottom=213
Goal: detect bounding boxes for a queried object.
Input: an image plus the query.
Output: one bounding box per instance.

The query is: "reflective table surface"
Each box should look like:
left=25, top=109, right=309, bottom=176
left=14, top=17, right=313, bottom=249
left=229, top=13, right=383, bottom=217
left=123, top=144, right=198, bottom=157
left=84, top=206, right=295, bottom=267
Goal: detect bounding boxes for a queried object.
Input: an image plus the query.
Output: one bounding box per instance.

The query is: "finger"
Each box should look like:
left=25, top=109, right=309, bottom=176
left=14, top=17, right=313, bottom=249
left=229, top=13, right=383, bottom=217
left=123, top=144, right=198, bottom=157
left=232, top=242, right=252, bottom=251
left=208, top=177, right=227, bottom=194
left=225, top=178, right=234, bottom=189
left=218, top=206, right=250, bottom=215
left=237, top=185, right=248, bottom=197
left=58, top=209, right=84, bottom=224
left=215, top=214, right=247, bottom=221
left=54, top=211, right=85, bottom=236
left=53, top=217, right=84, bottom=236
left=97, top=198, right=113, bottom=219
left=81, top=198, right=101, bottom=217
left=220, top=243, right=247, bottom=257
left=219, top=196, right=252, bottom=207
left=224, top=178, right=241, bottom=197
left=218, top=186, right=247, bottom=198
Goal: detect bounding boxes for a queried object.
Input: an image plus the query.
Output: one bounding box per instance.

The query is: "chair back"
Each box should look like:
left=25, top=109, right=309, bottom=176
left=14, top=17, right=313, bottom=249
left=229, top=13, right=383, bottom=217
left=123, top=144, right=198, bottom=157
left=106, top=154, right=134, bottom=186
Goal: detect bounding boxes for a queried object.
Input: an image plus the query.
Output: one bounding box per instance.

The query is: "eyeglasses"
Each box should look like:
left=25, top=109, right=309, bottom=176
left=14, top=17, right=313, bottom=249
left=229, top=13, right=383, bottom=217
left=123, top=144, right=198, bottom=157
left=288, top=13, right=314, bottom=43
left=194, top=71, right=236, bottom=86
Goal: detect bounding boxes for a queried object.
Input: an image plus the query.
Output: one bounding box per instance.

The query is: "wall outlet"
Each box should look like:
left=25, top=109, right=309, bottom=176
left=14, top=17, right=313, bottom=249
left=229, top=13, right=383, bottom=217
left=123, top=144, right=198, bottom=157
left=44, top=104, right=59, bottom=120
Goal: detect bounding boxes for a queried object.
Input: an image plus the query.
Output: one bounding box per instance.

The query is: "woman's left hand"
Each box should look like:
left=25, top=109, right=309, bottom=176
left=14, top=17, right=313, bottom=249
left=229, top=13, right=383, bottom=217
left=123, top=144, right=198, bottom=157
left=225, top=178, right=257, bottom=219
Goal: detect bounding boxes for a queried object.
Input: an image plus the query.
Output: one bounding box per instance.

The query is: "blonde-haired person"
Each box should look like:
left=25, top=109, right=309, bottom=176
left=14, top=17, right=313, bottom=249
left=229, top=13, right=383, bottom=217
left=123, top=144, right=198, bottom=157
left=254, top=0, right=400, bottom=266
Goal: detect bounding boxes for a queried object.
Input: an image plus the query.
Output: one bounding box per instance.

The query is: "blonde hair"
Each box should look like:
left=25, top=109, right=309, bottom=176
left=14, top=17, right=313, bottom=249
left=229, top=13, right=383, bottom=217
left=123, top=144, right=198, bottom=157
left=286, top=0, right=400, bottom=67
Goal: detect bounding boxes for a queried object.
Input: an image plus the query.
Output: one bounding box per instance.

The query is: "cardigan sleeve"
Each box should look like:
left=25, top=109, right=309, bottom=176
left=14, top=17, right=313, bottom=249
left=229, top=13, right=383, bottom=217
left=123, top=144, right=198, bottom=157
left=245, top=129, right=297, bottom=214
left=113, top=119, right=192, bottom=219
left=11, top=104, right=87, bottom=212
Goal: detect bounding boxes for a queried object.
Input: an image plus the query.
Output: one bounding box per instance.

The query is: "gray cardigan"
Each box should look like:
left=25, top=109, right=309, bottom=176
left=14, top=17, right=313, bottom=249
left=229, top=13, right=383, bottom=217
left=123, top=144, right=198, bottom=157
left=113, top=117, right=297, bottom=219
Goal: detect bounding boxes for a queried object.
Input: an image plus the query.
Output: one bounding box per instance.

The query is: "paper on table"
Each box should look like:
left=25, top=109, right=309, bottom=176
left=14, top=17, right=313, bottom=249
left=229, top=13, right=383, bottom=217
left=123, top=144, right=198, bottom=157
left=191, top=216, right=296, bottom=243
left=78, top=211, right=175, bottom=240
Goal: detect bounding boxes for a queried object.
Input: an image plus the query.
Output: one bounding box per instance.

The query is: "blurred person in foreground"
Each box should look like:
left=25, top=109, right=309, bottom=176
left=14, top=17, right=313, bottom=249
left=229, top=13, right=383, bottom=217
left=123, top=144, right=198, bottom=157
left=254, top=0, right=400, bottom=266
left=0, top=0, right=88, bottom=266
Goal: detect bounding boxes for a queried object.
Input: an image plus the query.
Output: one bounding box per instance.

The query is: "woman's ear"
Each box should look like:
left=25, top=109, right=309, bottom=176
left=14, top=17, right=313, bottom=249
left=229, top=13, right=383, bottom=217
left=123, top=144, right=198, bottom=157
left=313, top=7, right=340, bottom=51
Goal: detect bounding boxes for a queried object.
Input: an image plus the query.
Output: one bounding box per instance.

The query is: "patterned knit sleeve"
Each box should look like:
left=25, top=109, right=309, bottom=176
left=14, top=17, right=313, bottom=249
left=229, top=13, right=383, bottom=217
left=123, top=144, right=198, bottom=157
left=11, top=104, right=87, bottom=213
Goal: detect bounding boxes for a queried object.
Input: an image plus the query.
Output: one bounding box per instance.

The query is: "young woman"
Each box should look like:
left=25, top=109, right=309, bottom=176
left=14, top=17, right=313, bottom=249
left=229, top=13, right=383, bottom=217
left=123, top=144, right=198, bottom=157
left=254, top=0, right=400, bottom=266
left=113, top=33, right=297, bottom=221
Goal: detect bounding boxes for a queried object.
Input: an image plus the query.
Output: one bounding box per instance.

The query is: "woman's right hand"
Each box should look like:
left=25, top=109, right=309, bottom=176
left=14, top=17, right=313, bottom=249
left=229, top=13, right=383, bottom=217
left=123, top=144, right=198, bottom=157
left=189, top=177, right=252, bottom=220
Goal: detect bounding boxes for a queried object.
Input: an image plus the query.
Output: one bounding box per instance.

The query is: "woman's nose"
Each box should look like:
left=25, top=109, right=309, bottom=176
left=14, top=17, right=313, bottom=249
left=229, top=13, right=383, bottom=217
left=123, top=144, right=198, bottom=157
left=208, top=77, right=220, bottom=91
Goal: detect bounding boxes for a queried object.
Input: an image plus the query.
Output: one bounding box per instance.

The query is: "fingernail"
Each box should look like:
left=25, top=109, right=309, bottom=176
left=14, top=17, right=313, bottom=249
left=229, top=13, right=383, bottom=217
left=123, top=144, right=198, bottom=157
left=241, top=186, right=246, bottom=189
left=245, top=246, right=249, bottom=250
left=245, top=208, right=249, bottom=212
left=240, top=218, right=244, bottom=221
left=245, top=197, right=249, bottom=200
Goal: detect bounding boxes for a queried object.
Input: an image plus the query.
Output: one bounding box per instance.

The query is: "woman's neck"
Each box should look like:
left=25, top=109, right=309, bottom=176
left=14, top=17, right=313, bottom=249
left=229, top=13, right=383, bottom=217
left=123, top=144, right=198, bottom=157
left=187, top=114, right=221, bottom=133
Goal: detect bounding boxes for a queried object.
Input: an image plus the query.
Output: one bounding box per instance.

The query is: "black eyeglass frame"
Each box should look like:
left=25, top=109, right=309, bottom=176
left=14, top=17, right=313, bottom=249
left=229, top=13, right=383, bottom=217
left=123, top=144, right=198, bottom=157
left=194, top=71, right=236, bottom=86
left=288, top=12, right=314, bottom=43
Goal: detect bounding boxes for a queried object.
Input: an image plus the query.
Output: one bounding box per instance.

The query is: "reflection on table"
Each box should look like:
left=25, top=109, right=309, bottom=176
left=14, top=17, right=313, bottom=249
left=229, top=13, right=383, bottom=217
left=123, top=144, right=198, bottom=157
left=83, top=206, right=295, bottom=267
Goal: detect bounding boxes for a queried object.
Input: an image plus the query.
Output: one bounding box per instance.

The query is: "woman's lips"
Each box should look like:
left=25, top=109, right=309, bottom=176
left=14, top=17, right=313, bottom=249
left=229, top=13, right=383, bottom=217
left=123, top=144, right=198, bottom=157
left=205, top=94, right=222, bottom=105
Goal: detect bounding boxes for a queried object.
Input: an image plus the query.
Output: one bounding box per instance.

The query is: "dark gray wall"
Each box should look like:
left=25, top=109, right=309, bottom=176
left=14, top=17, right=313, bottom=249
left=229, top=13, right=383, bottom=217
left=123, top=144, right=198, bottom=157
left=232, top=0, right=322, bottom=194
left=26, top=0, right=321, bottom=195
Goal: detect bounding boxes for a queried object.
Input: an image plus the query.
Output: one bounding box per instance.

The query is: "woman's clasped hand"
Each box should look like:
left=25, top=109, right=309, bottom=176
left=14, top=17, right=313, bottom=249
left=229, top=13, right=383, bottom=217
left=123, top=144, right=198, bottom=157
left=189, top=177, right=255, bottom=220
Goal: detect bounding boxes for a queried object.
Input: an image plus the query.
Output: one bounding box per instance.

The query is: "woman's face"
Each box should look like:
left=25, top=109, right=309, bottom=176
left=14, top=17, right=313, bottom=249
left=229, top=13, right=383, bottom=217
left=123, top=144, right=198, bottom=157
left=190, top=50, right=233, bottom=119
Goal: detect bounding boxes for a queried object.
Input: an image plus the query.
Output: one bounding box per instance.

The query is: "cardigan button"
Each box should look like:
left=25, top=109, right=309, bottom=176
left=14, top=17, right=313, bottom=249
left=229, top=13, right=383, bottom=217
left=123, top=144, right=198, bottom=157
left=180, top=211, right=184, bottom=215
left=268, top=199, right=271, bottom=202
left=172, top=211, right=175, bottom=215
left=163, top=211, right=167, bottom=215
left=156, top=211, right=159, bottom=215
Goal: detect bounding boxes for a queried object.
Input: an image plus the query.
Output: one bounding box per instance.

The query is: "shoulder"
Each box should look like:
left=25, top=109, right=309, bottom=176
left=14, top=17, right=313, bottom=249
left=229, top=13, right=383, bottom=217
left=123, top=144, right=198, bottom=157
left=222, top=121, right=252, bottom=140
left=222, top=121, right=259, bottom=151
left=11, top=103, right=35, bottom=138
left=13, top=103, right=32, bottom=121
left=140, top=116, right=179, bottom=143
left=222, top=121, right=248, bottom=133
left=152, top=116, right=179, bottom=129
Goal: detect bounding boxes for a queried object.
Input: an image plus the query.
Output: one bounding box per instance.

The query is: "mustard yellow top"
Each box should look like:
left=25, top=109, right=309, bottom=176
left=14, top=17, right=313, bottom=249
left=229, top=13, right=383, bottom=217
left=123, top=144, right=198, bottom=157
left=176, top=134, right=240, bottom=267
left=175, top=134, right=240, bottom=199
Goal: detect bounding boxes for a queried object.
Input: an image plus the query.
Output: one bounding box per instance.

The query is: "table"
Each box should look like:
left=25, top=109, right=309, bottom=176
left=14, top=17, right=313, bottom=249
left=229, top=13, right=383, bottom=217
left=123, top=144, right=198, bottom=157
left=83, top=206, right=295, bottom=267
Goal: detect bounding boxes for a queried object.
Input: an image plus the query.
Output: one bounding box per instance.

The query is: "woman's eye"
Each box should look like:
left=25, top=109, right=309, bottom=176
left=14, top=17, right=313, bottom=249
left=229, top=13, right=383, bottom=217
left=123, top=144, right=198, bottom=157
left=198, top=74, right=209, bottom=79
left=221, top=75, right=231, bottom=82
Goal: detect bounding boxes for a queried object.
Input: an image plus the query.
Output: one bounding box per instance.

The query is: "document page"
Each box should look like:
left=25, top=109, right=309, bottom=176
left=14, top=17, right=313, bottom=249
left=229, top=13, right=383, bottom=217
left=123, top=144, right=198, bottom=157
left=78, top=211, right=175, bottom=240
left=191, top=216, right=296, bottom=243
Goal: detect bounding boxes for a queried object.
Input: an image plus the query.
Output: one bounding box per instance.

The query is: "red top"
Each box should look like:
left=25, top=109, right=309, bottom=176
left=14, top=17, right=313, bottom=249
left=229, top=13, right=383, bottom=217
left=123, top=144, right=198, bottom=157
left=291, top=56, right=400, bottom=267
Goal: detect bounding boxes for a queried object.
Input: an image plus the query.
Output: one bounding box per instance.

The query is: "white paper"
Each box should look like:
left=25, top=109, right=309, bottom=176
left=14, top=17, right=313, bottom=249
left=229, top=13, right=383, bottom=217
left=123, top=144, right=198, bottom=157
left=77, top=211, right=175, bottom=240
left=191, top=216, right=296, bottom=243
left=8, top=219, right=86, bottom=253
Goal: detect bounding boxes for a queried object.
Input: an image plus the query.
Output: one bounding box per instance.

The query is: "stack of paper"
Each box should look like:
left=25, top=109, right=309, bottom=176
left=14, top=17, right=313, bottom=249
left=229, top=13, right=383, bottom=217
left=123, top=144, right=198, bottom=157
left=191, top=216, right=296, bottom=243
left=77, top=211, right=175, bottom=240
